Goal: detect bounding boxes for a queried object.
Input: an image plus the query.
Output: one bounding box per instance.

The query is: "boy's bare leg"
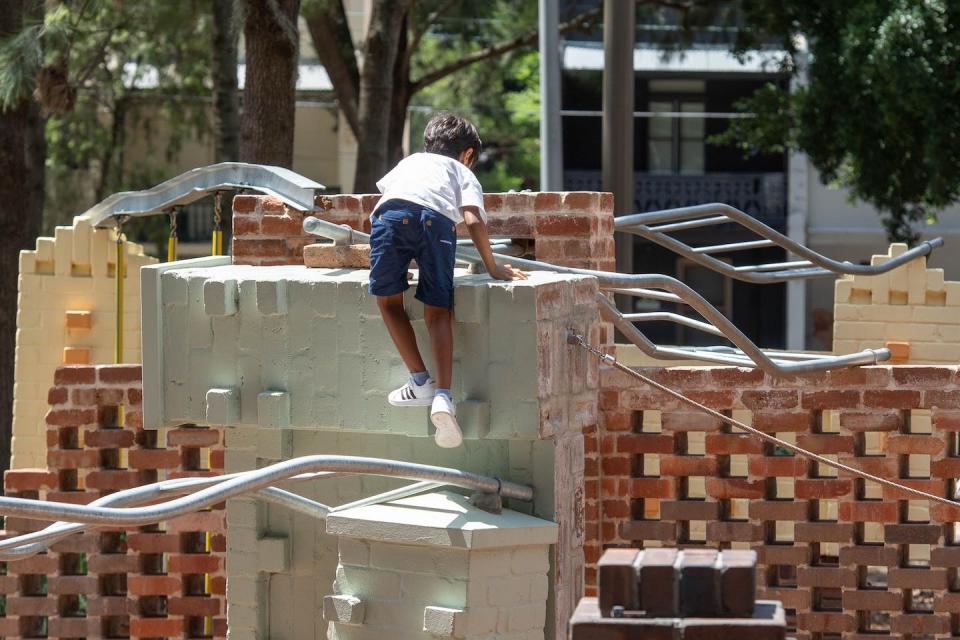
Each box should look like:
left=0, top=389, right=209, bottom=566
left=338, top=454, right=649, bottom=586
left=423, top=304, right=453, bottom=390
left=377, top=294, right=427, bottom=374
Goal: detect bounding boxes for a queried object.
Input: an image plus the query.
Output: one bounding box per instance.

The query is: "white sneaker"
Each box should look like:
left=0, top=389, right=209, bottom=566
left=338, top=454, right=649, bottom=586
left=388, top=378, right=436, bottom=406
left=431, top=394, right=463, bottom=448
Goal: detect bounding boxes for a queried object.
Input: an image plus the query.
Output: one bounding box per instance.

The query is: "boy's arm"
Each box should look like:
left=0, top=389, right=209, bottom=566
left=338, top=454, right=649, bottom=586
left=462, top=206, right=526, bottom=281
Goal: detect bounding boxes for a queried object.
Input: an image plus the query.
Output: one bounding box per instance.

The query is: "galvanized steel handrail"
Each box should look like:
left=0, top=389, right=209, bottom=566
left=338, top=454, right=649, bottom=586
left=0, top=455, right=533, bottom=527
left=616, top=203, right=944, bottom=283
left=77, top=162, right=324, bottom=228
left=302, top=215, right=891, bottom=376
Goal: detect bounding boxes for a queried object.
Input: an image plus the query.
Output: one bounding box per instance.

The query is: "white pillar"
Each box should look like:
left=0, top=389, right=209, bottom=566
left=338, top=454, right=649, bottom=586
left=786, top=39, right=810, bottom=351
left=539, top=0, right=563, bottom=191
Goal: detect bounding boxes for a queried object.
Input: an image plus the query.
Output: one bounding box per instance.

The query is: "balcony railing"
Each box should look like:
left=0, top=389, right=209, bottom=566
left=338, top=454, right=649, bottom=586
left=563, top=171, right=787, bottom=229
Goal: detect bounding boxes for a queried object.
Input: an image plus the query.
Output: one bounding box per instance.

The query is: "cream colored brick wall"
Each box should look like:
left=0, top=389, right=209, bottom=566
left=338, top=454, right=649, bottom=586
left=833, top=243, right=960, bottom=364
left=12, top=218, right=156, bottom=467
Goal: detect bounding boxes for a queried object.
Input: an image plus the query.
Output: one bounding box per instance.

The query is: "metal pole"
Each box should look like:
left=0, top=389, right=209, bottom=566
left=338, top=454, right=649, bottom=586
left=602, top=0, right=635, bottom=286
left=539, top=0, right=563, bottom=191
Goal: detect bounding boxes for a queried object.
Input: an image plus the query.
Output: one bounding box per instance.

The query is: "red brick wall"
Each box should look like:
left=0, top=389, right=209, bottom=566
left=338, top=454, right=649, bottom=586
left=231, top=191, right=616, bottom=271
left=1, top=365, right=226, bottom=639
left=588, top=364, right=960, bottom=639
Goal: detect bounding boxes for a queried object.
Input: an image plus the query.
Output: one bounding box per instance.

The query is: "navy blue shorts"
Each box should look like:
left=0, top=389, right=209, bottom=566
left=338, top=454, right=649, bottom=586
left=368, top=199, right=457, bottom=309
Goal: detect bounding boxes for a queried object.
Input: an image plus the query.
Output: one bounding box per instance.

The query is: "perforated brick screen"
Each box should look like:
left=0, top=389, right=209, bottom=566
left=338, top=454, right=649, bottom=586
left=1, top=365, right=226, bottom=639
left=587, top=364, right=960, bottom=639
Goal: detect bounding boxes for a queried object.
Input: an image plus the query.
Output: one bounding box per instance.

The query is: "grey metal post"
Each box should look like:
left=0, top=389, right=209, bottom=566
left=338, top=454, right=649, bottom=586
left=602, top=0, right=635, bottom=295
left=539, top=0, right=564, bottom=191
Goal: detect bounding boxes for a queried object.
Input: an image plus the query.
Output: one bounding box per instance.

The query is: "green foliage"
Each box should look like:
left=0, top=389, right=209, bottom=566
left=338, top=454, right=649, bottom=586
left=409, top=2, right=542, bottom=191
left=0, top=0, right=215, bottom=235
left=729, top=0, right=960, bottom=243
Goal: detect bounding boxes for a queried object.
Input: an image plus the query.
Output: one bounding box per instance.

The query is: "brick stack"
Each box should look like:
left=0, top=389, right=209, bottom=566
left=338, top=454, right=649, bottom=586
left=0, top=364, right=226, bottom=639
left=589, top=364, right=960, bottom=638
left=574, top=547, right=785, bottom=640
left=230, top=191, right=616, bottom=271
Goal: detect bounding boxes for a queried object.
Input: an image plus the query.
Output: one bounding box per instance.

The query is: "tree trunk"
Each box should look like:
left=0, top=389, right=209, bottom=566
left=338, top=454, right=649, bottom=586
left=239, top=0, right=300, bottom=167
left=352, top=0, right=412, bottom=192
left=213, top=0, right=240, bottom=162
left=386, top=17, right=410, bottom=167
left=0, top=0, right=45, bottom=473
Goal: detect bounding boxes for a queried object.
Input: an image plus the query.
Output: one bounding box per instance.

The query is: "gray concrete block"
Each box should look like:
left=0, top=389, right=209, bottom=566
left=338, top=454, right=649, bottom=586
left=456, top=400, right=490, bottom=440
left=203, top=278, right=238, bottom=316
left=323, top=595, right=366, bottom=625
left=258, top=536, right=290, bottom=573
left=206, top=387, right=240, bottom=426
left=257, top=391, right=290, bottom=429
left=256, top=278, right=288, bottom=316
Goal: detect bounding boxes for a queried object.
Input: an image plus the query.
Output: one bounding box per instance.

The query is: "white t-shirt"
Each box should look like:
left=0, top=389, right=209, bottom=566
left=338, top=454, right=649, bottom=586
left=372, top=152, right=486, bottom=224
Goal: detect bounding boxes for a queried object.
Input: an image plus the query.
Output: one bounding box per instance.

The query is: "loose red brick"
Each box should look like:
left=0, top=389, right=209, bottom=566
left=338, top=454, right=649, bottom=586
left=54, top=366, right=96, bottom=385
left=863, top=389, right=921, bottom=409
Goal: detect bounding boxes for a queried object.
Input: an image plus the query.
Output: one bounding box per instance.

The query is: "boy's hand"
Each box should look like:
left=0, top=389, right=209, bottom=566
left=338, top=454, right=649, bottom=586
left=490, top=263, right=527, bottom=281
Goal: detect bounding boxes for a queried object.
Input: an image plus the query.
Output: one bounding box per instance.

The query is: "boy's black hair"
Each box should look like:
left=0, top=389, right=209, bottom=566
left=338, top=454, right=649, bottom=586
left=423, top=113, right=482, bottom=159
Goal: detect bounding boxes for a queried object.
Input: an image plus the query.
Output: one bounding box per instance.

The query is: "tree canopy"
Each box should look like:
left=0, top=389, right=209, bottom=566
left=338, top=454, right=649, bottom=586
left=722, top=0, right=960, bottom=243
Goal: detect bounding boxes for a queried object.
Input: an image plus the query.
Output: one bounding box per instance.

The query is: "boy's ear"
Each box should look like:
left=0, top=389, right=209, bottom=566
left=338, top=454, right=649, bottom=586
left=459, top=148, right=475, bottom=167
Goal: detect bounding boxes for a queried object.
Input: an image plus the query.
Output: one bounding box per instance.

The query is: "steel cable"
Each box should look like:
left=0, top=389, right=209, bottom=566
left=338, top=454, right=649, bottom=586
left=568, top=333, right=960, bottom=511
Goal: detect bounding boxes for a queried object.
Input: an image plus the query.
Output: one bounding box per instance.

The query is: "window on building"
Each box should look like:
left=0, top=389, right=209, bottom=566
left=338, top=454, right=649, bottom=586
left=647, top=79, right=706, bottom=175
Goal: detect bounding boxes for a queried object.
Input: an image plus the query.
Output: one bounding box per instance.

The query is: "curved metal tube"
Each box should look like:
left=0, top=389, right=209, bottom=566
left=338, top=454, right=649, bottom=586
left=79, top=163, right=325, bottom=228
left=622, top=312, right=724, bottom=338
left=615, top=203, right=943, bottom=283
left=0, top=472, right=343, bottom=560
left=0, top=456, right=532, bottom=527
left=303, top=215, right=891, bottom=375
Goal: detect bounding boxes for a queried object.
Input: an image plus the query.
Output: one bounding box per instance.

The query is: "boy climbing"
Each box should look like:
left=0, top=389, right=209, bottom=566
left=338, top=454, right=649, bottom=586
left=369, top=113, right=526, bottom=448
